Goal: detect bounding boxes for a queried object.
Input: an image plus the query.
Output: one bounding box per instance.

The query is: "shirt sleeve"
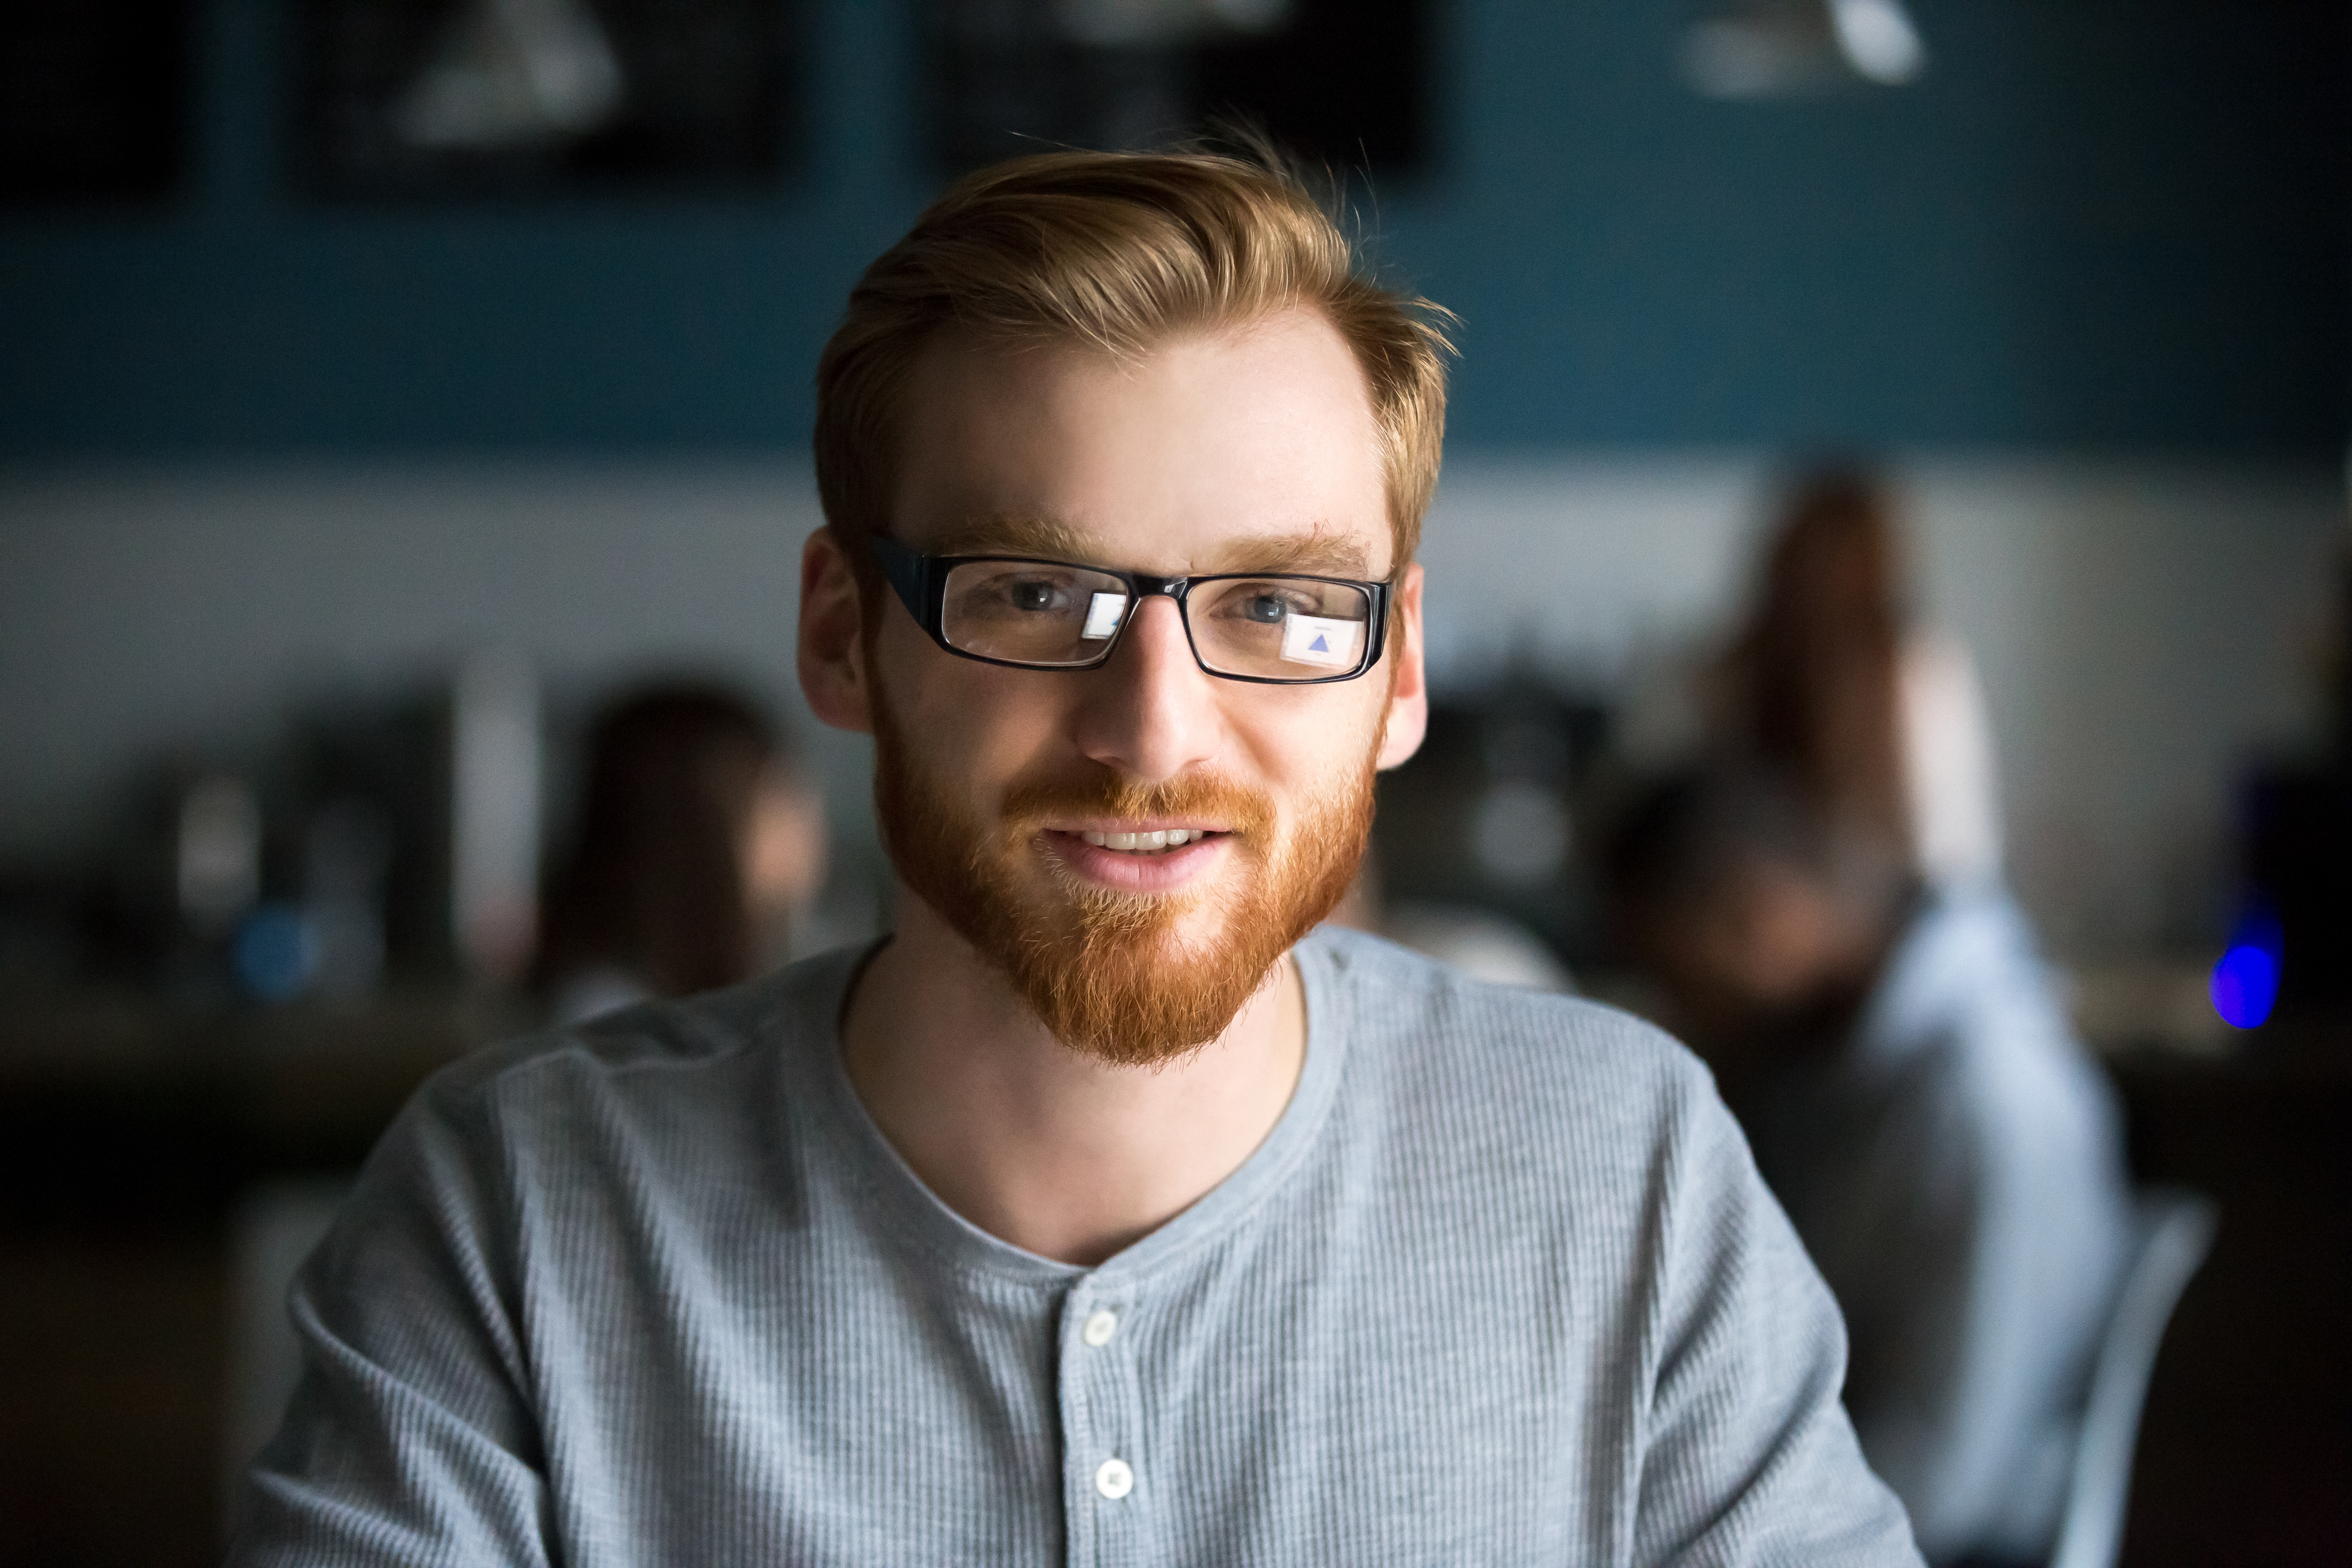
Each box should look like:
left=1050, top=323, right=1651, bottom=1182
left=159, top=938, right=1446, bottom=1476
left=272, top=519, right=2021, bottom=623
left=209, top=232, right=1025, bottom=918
left=1632, top=1085, right=1925, bottom=1568
left=227, top=1069, right=558, bottom=1568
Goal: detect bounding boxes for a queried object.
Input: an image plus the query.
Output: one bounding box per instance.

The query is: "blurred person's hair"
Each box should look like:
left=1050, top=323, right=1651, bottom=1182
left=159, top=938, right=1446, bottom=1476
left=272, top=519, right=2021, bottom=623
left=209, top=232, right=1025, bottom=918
left=813, top=142, right=1455, bottom=582
left=1605, top=765, right=1825, bottom=919
left=1602, top=763, right=1906, bottom=936
left=1722, top=465, right=1911, bottom=855
left=534, top=683, right=789, bottom=1000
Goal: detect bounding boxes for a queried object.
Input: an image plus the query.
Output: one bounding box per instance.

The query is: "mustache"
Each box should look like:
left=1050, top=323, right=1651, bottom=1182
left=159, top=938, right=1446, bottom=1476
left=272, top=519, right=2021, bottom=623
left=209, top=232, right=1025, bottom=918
left=998, top=765, right=1276, bottom=838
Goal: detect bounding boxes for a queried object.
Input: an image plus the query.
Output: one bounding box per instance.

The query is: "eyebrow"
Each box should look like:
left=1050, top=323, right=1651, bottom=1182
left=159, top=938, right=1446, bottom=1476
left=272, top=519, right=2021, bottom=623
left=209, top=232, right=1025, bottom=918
left=1204, top=530, right=1378, bottom=579
left=930, top=512, right=1094, bottom=560
left=932, top=514, right=1381, bottom=580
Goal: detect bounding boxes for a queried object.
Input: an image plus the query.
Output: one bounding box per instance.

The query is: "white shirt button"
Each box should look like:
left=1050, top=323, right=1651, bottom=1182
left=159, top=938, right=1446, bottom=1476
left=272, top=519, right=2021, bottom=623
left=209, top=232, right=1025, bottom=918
left=1094, top=1457, right=1134, bottom=1500
left=1081, top=1309, right=1118, bottom=1348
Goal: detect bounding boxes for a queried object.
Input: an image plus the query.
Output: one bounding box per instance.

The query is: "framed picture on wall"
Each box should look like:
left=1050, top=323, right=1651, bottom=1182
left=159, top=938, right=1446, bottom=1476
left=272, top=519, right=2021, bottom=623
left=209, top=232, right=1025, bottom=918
left=1, top=0, right=190, bottom=204
left=923, top=0, right=1432, bottom=178
left=290, top=0, right=803, bottom=199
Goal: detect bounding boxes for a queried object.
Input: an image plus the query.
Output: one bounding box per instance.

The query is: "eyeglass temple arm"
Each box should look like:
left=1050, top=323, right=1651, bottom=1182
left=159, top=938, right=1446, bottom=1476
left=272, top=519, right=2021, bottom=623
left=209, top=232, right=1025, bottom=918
left=866, top=535, right=931, bottom=625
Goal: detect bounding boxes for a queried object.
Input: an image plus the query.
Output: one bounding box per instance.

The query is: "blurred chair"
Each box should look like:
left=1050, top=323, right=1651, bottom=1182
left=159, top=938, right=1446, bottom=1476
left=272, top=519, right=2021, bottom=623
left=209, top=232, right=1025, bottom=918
left=2047, top=1188, right=2219, bottom=1568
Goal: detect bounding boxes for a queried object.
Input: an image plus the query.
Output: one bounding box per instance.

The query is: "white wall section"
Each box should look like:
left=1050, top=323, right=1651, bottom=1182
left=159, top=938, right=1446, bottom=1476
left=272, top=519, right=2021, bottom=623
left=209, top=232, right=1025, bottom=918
left=2, top=455, right=2339, bottom=956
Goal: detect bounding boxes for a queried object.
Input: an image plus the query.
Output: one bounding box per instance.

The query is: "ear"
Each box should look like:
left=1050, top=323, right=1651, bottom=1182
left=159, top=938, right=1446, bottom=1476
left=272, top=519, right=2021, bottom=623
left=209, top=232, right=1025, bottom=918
left=1374, top=563, right=1427, bottom=771
left=797, top=527, right=876, bottom=735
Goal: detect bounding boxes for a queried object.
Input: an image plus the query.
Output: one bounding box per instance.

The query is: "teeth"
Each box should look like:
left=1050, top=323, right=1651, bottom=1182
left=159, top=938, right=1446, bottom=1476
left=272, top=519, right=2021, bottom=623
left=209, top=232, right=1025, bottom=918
left=1079, top=828, right=1203, bottom=852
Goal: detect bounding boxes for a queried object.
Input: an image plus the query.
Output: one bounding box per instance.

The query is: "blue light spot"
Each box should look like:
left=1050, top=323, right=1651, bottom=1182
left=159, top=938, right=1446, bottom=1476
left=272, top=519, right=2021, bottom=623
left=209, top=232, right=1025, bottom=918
left=2209, top=906, right=2284, bottom=1030
left=2210, top=946, right=2277, bottom=1029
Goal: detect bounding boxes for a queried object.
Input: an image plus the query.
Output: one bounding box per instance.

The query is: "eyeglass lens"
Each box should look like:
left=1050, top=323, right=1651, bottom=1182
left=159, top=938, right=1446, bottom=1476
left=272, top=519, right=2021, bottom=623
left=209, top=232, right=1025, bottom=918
left=939, top=560, right=1372, bottom=678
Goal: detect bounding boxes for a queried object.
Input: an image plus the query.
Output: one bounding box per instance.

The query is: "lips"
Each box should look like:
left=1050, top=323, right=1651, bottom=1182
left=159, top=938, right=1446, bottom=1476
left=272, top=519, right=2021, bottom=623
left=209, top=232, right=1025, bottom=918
left=1041, top=827, right=1229, bottom=893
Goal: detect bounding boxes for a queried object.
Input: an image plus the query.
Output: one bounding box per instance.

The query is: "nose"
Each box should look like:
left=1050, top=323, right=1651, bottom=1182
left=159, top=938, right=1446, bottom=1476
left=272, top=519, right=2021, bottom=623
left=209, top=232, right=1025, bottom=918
left=1067, top=596, right=1222, bottom=787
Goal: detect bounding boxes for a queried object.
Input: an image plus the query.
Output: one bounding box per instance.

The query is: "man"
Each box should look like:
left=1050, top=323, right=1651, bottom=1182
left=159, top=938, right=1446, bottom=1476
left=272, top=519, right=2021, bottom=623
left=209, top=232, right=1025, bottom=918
left=1608, top=766, right=2133, bottom=1566
left=234, top=150, right=1919, bottom=1565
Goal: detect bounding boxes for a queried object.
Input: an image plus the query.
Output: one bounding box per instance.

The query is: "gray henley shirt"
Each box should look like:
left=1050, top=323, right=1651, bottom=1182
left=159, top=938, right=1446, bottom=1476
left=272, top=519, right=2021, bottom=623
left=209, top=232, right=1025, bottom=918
left=233, top=926, right=1921, bottom=1566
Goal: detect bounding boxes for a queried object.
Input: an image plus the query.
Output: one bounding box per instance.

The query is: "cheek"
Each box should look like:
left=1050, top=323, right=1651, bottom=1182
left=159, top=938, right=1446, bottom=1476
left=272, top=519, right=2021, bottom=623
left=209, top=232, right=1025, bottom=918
left=1678, top=908, right=1782, bottom=1003
left=1686, top=921, right=1755, bottom=993
left=883, top=643, right=1072, bottom=796
left=1231, top=697, right=1384, bottom=850
left=1239, top=686, right=1385, bottom=778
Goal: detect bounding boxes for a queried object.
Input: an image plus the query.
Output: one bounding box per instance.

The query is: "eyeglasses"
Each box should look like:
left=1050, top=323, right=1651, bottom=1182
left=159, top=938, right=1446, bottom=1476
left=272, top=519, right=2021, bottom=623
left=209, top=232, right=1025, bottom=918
left=869, top=535, right=1391, bottom=685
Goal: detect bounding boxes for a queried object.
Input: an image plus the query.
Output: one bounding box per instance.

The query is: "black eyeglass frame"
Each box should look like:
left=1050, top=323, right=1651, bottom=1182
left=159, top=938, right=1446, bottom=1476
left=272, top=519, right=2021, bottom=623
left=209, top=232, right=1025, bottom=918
left=868, top=534, right=1393, bottom=686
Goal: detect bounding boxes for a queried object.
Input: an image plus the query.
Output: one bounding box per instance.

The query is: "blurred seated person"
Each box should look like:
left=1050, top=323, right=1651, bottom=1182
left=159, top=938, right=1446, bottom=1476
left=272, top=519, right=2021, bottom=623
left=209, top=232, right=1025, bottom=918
left=533, top=683, right=826, bottom=1024
left=1711, top=466, right=2003, bottom=891
left=1607, top=766, right=2131, bottom=1568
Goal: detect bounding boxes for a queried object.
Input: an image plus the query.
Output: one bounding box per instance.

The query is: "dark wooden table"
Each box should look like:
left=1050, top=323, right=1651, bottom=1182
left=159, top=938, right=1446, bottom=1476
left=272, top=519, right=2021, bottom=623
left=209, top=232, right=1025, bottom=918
left=0, top=992, right=514, bottom=1568
left=2108, top=1023, right=2352, bottom=1568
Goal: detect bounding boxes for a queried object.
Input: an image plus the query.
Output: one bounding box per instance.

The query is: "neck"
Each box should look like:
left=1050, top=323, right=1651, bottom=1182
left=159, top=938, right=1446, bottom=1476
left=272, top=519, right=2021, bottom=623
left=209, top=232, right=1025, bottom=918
left=839, top=889, right=1309, bottom=1266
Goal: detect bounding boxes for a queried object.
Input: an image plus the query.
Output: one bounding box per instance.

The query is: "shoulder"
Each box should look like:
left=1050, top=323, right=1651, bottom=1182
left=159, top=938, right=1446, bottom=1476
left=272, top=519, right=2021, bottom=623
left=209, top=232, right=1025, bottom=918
left=397, top=944, right=865, bottom=1163
left=1300, top=925, right=1732, bottom=1180
left=1862, top=894, right=2120, bottom=1164
left=1308, top=923, right=1708, bottom=1082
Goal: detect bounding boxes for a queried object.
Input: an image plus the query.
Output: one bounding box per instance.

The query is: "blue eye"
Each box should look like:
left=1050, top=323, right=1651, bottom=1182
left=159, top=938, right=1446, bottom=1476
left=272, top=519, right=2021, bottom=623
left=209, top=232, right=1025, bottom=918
left=1238, top=594, right=1289, bottom=624
left=1011, top=580, right=1058, bottom=612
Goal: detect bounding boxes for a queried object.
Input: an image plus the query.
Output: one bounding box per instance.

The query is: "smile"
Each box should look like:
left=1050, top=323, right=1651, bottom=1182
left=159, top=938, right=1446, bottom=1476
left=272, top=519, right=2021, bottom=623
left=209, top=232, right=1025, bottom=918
left=1044, top=826, right=1231, bottom=893
left=1078, top=828, right=1216, bottom=853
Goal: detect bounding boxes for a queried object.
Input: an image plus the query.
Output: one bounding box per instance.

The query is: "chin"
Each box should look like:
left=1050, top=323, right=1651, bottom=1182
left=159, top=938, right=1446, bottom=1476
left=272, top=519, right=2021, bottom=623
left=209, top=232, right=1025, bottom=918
left=1050, top=876, right=1233, bottom=954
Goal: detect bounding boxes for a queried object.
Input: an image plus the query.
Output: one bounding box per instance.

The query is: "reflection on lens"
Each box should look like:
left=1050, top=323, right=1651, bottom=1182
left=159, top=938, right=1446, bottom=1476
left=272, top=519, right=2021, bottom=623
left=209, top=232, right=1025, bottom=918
left=943, top=561, right=1130, bottom=665
left=1193, top=578, right=1370, bottom=678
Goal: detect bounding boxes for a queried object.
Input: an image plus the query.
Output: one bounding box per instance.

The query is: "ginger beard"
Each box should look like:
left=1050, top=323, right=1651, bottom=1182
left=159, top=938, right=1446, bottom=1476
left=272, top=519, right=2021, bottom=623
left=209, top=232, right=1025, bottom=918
left=869, top=677, right=1381, bottom=1068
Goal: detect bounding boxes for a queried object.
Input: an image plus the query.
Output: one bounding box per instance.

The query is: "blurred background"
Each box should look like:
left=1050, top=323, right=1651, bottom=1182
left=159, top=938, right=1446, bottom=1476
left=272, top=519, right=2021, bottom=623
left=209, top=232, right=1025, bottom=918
left=1, top=1, right=2346, bottom=1564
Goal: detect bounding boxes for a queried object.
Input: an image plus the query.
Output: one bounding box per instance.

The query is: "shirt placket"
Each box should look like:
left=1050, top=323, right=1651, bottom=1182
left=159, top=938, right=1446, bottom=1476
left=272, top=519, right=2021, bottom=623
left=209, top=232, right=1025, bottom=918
left=1057, top=1280, right=1144, bottom=1568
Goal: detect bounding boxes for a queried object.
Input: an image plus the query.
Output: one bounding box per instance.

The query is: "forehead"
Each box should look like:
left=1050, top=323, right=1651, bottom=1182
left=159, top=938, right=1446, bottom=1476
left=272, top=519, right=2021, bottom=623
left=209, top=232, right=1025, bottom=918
left=891, top=308, right=1392, bottom=578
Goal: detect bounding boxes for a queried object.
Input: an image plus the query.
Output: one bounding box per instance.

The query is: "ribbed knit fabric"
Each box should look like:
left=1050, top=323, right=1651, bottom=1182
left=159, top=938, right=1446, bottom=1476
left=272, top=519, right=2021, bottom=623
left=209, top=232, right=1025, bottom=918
left=231, top=926, right=1921, bottom=1567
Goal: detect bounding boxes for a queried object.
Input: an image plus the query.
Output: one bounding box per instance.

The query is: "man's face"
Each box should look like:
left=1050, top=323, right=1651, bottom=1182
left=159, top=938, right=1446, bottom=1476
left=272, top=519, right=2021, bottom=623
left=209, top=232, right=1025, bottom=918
left=1638, top=856, right=1855, bottom=1050
left=851, top=308, right=1426, bottom=1063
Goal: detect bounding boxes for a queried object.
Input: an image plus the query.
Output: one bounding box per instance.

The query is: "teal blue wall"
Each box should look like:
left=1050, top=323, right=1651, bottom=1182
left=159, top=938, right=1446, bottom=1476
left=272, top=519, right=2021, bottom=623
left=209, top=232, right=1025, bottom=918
left=2, top=0, right=2344, bottom=456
